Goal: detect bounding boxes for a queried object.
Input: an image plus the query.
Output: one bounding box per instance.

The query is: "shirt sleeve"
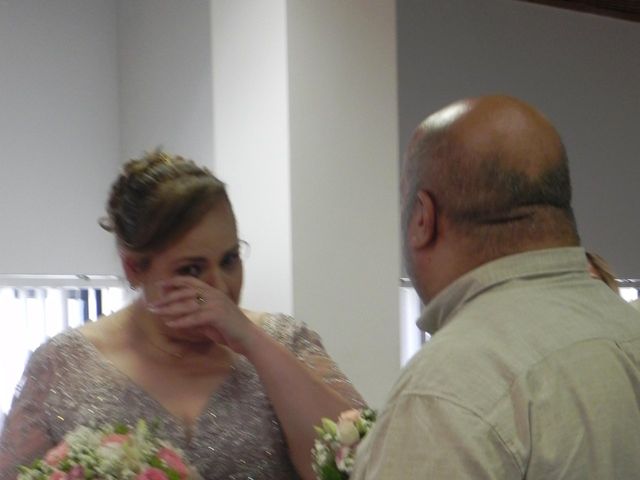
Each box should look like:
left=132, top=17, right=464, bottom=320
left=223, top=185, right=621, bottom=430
left=352, top=392, right=522, bottom=479
left=0, top=343, right=57, bottom=479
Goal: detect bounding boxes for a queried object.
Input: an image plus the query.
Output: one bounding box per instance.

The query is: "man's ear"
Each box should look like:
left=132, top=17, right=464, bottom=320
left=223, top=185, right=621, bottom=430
left=409, top=190, right=437, bottom=249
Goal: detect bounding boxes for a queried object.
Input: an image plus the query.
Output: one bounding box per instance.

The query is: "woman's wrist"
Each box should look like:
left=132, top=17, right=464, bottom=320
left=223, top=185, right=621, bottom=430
left=239, top=324, right=276, bottom=362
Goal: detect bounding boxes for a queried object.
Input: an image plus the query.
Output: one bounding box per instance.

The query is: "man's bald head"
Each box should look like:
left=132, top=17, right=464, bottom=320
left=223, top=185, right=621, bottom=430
left=403, top=95, right=579, bottom=263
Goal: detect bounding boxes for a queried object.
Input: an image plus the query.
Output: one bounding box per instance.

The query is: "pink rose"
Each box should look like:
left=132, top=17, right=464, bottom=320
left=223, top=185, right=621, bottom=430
left=101, top=433, right=130, bottom=446
left=157, top=447, right=189, bottom=479
left=338, top=409, right=361, bottom=424
left=335, top=445, right=354, bottom=472
left=67, top=466, right=84, bottom=480
left=44, top=442, right=69, bottom=466
left=136, top=467, right=169, bottom=480
left=335, top=445, right=352, bottom=464
left=49, top=471, right=67, bottom=480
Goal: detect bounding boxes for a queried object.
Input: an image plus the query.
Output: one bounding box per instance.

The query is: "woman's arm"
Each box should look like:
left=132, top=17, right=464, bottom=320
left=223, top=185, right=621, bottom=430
left=0, top=346, right=55, bottom=479
left=151, top=277, right=366, bottom=480
left=242, top=318, right=364, bottom=479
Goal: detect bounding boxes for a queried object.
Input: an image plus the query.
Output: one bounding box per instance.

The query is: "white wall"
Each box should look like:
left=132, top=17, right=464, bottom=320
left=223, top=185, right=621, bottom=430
left=117, top=0, right=213, bottom=165
left=212, top=1, right=401, bottom=407
left=287, top=1, right=401, bottom=407
left=211, top=0, right=294, bottom=316
left=397, top=0, right=640, bottom=278
left=0, top=0, right=121, bottom=275
left=0, top=0, right=214, bottom=276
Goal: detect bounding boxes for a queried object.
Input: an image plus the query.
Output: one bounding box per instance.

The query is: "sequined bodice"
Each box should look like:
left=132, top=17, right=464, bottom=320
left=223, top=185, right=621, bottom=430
left=0, top=314, right=363, bottom=479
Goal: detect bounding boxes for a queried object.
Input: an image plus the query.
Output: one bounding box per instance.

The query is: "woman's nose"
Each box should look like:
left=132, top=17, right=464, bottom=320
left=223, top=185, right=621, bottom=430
left=205, top=267, right=228, bottom=294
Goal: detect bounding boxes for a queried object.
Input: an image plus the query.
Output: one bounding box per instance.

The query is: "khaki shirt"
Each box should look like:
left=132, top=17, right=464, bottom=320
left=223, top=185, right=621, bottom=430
left=352, top=247, right=640, bottom=479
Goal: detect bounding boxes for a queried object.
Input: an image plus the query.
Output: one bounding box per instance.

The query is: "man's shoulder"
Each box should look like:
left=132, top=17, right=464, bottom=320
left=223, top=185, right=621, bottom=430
left=400, top=282, right=640, bottom=416
left=394, top=327, right=518, bottom=418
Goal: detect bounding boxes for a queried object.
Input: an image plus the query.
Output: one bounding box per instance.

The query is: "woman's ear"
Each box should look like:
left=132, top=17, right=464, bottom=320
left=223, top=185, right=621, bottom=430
left=121, top=252, right=142, bottom=288
left=409, top=190, right=437, bottom=249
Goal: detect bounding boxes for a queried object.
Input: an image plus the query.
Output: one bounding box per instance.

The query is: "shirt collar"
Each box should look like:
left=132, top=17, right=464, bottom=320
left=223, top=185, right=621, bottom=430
left=417, top=247, right=588, bottom=335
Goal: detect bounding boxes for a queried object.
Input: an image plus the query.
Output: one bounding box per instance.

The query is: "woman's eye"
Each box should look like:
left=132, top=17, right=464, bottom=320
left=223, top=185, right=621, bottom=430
left=220, top=252, right=241, bottom=270
left=177, top=264, right=202, bottom=278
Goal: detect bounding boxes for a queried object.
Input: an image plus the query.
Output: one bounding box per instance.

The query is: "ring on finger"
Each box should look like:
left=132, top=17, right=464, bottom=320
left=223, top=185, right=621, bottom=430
left=195, top=292, right=207, bottom=306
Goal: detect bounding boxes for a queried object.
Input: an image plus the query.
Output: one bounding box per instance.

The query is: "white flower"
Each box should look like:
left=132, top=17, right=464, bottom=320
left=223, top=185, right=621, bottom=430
left=335, top=445, right=353, bottom=472
left=95, top=443, right=127, bottom=475
left=312, top=409, right=377, bottom=479
left=312, top=440, right=330, bottom=466
left=66, top=425, right=101, bottom=451
left=17, top=420, right=197, bottom=480
left=336, top=419, right=360, bottom=447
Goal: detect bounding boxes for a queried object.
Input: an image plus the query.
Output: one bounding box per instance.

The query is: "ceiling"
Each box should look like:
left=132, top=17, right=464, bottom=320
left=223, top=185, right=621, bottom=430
left=518, top=0, right=640, bottom=22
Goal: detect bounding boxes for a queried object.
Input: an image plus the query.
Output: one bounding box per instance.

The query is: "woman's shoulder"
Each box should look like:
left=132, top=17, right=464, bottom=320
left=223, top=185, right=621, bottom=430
left=13, top=328, right=89, bottom=400
left=246, top=310, right=302, bottom=335
left=248, top=311, right=325, bottom=354
left=29, top=327, right=92, bottom=370
left=34, top=327, right=83, bottom=355
left=77, top=310, right=125, bottom=352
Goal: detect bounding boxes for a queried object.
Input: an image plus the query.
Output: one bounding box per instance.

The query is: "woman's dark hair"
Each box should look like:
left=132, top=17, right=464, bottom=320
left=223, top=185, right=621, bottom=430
left=586, top=251, right=619, bottom=292
left=100, top=150, right=230, bottom=258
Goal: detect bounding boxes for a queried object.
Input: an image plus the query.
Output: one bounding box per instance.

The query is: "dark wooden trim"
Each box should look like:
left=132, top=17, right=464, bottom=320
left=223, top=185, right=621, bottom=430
left=517, top=0, right=640, bottom=23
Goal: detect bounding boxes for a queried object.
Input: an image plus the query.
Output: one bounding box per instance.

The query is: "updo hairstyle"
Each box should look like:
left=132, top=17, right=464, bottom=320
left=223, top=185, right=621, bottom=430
left=100, top=150, right=230, bottom=266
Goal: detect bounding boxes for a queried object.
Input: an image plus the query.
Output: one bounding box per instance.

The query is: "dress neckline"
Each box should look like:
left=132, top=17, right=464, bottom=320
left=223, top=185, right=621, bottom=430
left=68, top=328, right=241, bottom=440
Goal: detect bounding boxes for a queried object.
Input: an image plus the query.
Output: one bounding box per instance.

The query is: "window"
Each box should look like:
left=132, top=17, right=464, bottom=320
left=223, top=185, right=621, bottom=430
left=0, top=275, right=130, bottom=429
left=619, top=279, right=640, bottom=303
left=399, top=278, right=428, bottom=366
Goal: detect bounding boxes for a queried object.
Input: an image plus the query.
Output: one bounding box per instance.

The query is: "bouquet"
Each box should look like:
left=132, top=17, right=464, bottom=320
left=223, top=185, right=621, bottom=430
left=18, top=420, right=200, bottom=480
left=311, top=408, right=376, bottom=480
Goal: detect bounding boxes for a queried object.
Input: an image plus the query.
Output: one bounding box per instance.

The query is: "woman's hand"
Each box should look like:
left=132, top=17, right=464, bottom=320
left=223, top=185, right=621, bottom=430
left=147, top=276, right=259, bottom=355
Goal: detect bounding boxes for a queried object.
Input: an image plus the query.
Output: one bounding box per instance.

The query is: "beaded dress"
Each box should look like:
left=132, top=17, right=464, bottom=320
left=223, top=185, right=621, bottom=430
left=0, top=314, right=364, bottom=479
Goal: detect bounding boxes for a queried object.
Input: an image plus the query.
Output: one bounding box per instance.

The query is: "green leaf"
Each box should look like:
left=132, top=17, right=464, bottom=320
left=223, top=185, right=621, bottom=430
left=149, top=418, right=161, bottom=435
left=166, top=470, right=180, bottom=480
left=320, top=418, right=337, bottom=436
left=362, top=409, right=377, bottom=422
left=114, top=424, right=130, bottom=434
left=319, top=464, right=347, bottom=480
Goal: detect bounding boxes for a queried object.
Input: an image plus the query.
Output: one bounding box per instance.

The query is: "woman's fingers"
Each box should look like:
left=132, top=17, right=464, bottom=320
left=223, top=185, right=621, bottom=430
left=165, top=309, right=215, bottom=328
left=146, top=277, right=204, bottom=304
left=157, top=276, right=203, bottom=292
left=202, top=326, right=226, bottom=344
left=147, top=288, right=197, bottom=309
left=145, top=276, right=256, bottom=354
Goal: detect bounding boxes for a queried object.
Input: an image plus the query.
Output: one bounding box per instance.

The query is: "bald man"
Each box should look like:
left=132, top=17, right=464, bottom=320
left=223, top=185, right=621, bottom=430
left=352, top=96, right=640, bottom=479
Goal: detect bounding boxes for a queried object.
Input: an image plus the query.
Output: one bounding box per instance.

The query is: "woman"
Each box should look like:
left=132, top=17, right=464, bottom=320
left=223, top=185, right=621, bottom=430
left=586, top=251, right=619, bottom=292
left=0, top=151, right=364, bottom=479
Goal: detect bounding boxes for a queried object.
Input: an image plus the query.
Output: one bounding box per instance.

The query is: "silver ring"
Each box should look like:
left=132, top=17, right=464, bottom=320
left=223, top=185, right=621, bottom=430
left=195, top=293, right=207, bottom=306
